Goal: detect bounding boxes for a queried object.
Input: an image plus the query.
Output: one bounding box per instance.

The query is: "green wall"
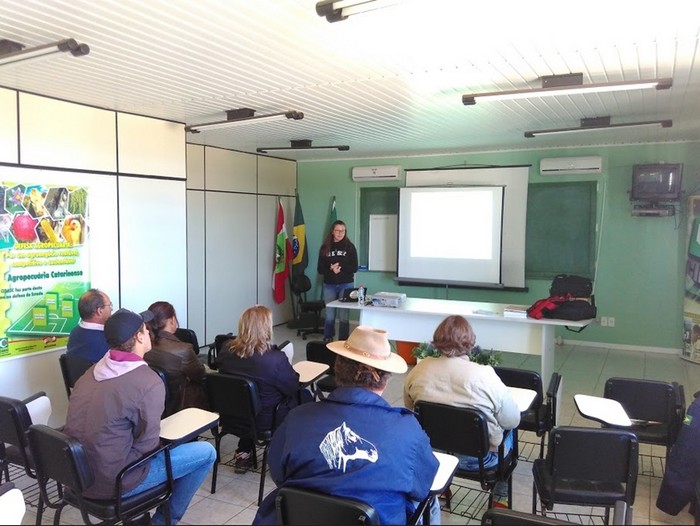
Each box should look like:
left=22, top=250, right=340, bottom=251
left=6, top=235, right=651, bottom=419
left=297, top=143, right=700, bottom=350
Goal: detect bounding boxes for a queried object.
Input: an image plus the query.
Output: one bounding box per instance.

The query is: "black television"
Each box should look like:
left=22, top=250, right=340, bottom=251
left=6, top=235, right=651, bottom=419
left=630, top=163, right=683, bottom=202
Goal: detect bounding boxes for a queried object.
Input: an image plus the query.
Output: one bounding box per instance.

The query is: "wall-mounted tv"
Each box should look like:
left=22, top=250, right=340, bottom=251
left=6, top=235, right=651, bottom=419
left=630, top=163, right=683, bottom=202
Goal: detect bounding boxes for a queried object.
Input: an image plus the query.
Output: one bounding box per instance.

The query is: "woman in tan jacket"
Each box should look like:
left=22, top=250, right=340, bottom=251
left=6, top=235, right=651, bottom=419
left=144, top=301, right=208, bottom=415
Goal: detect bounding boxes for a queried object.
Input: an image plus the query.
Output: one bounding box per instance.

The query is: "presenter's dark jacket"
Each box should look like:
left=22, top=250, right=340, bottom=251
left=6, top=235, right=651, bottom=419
left=317, top=240, right=358, bottom=285
left=656, top=395, right=700, bottom=518
left=216, top=345, right=301, bottom=431
left=253, top=386, right=439, bottom=525
left=143, top=331, right=207, bottom=416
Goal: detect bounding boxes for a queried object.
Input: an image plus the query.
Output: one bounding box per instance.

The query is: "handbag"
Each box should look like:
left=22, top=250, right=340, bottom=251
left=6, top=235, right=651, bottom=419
left=549, top=274, right=593, bottom=298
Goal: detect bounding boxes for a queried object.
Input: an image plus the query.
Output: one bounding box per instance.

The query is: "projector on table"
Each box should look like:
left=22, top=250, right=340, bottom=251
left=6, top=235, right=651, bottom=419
left=371, top=292, right=407, bottom=307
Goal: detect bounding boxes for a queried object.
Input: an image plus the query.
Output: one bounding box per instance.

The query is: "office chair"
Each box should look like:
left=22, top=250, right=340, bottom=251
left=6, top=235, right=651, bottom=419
left=148, top=364, right=174, bottom=418
left=174, top=327, right=201, bottom=355
left=481, top=508, right=575, bottom=525
left=305, top=340, right=337, bottom=399
left=289, top=273, right=324, bottom=340
left=205, top=372, right=277, bottom=504
left=58, top=353, right=93, bottom=398
left=603, top=377, right=685, bottom=462
left=494, top=367, right=562, bottom=459
left=207, top=333, right=235, bottom=370
left=532, top=426, right=638, bottom=525
left=27, top=424, right=173, bottom=525
left=275, top=486, right=380, bottom=525
left=414, top=401, right=518, bottom=510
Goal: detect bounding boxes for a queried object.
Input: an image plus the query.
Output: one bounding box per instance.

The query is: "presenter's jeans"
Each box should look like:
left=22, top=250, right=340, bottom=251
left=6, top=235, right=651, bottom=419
left=323, top=282, right=355, bottom=340
left=123, top=441, right=216, bottom=525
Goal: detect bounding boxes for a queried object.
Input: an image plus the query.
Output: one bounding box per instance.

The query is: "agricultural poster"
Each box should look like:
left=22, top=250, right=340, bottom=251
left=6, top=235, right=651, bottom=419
left=683, top=194, right=700, bottom=363
left=0, top=182, right=90, bottom=359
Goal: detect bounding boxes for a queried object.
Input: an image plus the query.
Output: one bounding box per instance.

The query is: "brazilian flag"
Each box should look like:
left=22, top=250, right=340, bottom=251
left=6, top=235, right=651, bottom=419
left=292, top=194, right=307, bottom=276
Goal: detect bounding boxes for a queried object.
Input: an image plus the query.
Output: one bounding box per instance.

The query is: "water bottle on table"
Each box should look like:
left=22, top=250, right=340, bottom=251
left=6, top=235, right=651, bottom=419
left=357, top=285, right=365, bottom=305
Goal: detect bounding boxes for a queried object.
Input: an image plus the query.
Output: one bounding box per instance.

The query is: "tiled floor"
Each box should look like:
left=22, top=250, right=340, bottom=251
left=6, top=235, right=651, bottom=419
left=19, top=324, right=700, bottom=525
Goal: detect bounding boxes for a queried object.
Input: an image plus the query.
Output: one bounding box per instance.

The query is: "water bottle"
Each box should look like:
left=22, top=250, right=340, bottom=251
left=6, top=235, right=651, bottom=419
left=357, top=285, right=365, bottom=306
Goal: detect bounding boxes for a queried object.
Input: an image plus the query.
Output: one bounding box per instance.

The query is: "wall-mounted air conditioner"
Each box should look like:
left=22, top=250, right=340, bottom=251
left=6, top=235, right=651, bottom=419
left=351, top=165, right=401, bottom=182
left=540, top=156, right=603, bottom=175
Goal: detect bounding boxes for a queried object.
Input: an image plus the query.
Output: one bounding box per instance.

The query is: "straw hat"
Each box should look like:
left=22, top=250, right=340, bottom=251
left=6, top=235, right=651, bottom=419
left=326, top=325, right=408, bottom=374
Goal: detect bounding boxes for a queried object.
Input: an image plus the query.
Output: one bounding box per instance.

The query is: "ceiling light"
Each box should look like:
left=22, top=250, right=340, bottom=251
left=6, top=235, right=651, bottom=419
left=257, top=139, right=350, bottom=153
left=0, top=38, right=90, bottom=67
left=462, top=73, right=672, bottom=105
left=524, top=116, right=672, bottom=138
left=185, top=108, right=304, bottom=133
left=316, top=0, right=403, bottom=22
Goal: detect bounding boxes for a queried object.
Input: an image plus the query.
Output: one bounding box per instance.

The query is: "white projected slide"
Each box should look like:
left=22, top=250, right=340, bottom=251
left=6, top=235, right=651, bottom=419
left=398, top=186, right=504, bottom=286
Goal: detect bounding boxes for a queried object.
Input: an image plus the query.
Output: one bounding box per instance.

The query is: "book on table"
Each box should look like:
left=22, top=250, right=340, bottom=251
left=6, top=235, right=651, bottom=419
left=503, top=305, right=528, bottom=318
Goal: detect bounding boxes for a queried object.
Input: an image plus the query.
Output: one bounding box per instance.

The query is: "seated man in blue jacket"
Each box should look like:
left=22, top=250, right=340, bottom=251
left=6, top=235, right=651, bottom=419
left=66, top=288, right=113, bottom=363
left=656, top=392, right=700, bottom=523
left=254, top=325, right=440, bottom=525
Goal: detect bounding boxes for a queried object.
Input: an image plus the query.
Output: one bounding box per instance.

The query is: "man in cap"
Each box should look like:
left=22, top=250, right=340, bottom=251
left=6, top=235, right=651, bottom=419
left=64, top=308, right=216, bottom=525
left=254, top=325, right=440, bottom=525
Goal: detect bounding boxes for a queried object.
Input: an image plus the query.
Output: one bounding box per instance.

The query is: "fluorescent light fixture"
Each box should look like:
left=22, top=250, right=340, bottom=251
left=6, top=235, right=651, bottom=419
left=524, top=116, right=672, bottom=138
left=257, top=139, right=350, bottom=153
left=185, top=108, right=304, bottom=133
left=0, top=38, right=90, bottom=67
left=316, top=0, right=403, bottom=22
left=462, top=73, right=672, bottom=105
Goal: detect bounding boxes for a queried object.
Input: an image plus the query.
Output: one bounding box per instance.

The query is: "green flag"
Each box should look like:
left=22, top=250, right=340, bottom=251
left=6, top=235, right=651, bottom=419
left=328, top=196, right=337, bottom=231
left=292, top=194, right=307, bottom=276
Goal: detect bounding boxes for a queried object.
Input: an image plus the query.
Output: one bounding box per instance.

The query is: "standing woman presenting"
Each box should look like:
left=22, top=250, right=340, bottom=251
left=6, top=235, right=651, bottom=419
left=318, top=220, right=358, bottom=342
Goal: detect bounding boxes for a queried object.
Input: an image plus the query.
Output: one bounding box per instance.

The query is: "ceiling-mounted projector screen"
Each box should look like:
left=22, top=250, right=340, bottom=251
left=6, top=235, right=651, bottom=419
left=398, top=186, right=504, bottom=287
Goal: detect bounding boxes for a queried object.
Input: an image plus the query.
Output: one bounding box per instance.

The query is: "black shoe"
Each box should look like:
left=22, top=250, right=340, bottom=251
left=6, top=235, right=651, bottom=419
left=234, top=451, right=253, bottom=474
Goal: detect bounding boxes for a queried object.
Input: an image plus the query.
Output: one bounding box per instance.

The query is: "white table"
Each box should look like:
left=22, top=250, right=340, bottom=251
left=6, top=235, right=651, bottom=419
left=573, top=394, right=632, bottom=427
left=508, top=387, right=537, bottom=414
left=329, top=298, right=592, bottom=382
left=159, top=407, right=220, bottom=444
left=430, top=452, right=459, bottom=493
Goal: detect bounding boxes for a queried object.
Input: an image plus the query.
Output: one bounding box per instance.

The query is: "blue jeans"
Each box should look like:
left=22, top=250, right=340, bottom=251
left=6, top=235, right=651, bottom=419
left=123, top=441, right=216, bottom=525
left=323, top=282, right=355, bottom=340
left=456, top=432, right=513, bottom=471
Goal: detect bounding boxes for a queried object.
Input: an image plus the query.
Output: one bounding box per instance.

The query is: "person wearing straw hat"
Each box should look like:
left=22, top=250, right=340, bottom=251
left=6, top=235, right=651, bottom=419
left=253, top=325, right=440, bottom=525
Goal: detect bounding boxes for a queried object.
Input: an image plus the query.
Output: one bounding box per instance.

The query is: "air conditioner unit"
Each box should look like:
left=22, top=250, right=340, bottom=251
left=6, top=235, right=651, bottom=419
left=540, top=156, right=603, bottom=175
left=351, top=165, right=401, bottom=182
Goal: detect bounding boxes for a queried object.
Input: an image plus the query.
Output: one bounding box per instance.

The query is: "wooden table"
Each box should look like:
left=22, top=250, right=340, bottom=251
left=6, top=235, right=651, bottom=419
left=328, top=297, right=592, bottom=382
left=573, top=394, right=632, bottom=427
left=293, top=360, right=330, bottom=385
left=159, top=407, right=220, bottom=444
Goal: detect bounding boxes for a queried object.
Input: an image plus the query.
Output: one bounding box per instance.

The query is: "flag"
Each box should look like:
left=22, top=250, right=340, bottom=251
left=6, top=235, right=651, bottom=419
left=291, top=194, right=307, bottom=276
left=273, top=200, right=292, bottom=304
left=329, top=196, right=337, bottom=227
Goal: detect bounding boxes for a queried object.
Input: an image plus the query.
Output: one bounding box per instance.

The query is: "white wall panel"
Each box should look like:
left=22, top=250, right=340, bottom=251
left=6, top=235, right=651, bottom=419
left=186, top=190, right=205, bottom=344
left=0, top=87, right=18, bottom=164
left=258, top=156, right=296, bottom=196
left=19, top=94, right=116, bottom=172
left=187, top=143, right=205, bottom=190
left=118, top=114, right=185, bottom=178
left=205, top=192, right=257, bottom=343
left=205, top=147, right=256, bottom=193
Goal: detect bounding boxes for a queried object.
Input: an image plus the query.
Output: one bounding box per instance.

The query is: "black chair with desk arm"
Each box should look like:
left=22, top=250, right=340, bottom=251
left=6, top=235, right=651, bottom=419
left=494, top=367, right=563, bottom=459
left=205, top=371, right=278, bottom=504
left=288, top=273, right=325, bottom=340
left=58, top=353, right=93, bottom=398
left=602, top=377, right=685, bottom=465
left=27, top=423, right=174, bottom=525
left=0, top=392, right=51, bottom=525
left=305, top=340, right=337, bottom=400
left=148, top=364, right=176, bottom=418
left=206, top=333, right=236, bottom=371
left=532, top=426, right=638, bottom=525
left=275, top=486, right=380, bottom=525
left=414, top=401, right=518, bottom=512
left=174, top=327, right=202, bottom=355
left=481, top=507, right=576, bottom=525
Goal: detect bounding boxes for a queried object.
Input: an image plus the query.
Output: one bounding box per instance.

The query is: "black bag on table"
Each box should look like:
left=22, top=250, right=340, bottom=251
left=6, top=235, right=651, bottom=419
left=543, top=296, right=597, bottom=321
left=549, top=274, right=593, bottom=298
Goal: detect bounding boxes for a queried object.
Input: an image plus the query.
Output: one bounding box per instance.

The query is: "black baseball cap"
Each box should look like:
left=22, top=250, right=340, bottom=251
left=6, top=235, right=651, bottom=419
left=104, top=308, right=154, bottom=347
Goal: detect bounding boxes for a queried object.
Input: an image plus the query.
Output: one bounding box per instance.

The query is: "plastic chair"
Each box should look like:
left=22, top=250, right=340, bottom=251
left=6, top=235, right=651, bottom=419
left=207, top=333, right=236, bottom=370
left=275, top=486, right=380, bottom=525
left=481, top=507, right=575, bottom=525
left=532, top=426, right=638, bottom=525
left=174, top=327, right=201, bottom=355
left=305, top=340, right=337, bottom=399
left=0, top=482, right=26, bottom=526
left=27, top=424, right=173, bottom=525
left=148, top=364, right=174, bottom=418
left=205, top=372, right=276, bottom=504
left=603, top=377, right=685, bottom=462
left=414, top=401, right=518, bottom=510
left=58, top=353, right=93, bottom=398
left=289, top=274, right=324, bottom=340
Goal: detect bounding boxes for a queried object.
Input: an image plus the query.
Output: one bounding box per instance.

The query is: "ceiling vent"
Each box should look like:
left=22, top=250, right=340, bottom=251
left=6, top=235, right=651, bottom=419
left=540, top=156, right=603, bottom=175
left=351, top=165, right=401, bottom=182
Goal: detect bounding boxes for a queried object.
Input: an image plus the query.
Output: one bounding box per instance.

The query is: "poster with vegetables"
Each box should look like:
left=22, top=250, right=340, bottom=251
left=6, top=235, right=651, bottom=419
left=0, top=183, right=90, bottom=358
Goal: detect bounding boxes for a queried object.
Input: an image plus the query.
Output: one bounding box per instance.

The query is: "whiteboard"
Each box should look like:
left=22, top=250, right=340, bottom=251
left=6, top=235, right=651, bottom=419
left=369, top=214, right=397, bottom=271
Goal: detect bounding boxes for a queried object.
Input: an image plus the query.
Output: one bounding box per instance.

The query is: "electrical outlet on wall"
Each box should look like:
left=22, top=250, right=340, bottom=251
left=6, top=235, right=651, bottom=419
left=601, top=317, right=609, bottom=327
left=608, top=317, right=615, bottom=327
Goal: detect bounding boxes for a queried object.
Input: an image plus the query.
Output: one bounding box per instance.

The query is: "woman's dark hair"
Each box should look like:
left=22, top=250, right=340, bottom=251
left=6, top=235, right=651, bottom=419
left=147, top=301, right=177, bottom=343
left=431, top=315, right=476, bottom=358
left=334, top=355, right=392, bottom=390
left=320, top=220, right=352, bottom=255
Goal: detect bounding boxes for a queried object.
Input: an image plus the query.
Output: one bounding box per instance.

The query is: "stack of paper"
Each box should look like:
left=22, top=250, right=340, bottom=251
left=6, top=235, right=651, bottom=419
left=503, top=305, right=528, bottom=318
